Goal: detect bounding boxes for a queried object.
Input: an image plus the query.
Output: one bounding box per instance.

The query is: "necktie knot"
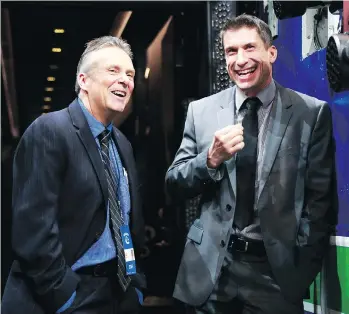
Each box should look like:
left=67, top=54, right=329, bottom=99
left=98, top=129, right=111, bottom=147
left=242, top=97, right=262, bottom=113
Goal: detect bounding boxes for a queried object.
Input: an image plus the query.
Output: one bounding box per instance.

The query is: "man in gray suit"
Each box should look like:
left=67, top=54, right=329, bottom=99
left=165, top=14, right=337, bottom=314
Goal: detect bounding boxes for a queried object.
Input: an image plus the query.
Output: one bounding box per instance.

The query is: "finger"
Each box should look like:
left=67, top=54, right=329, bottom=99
left=216, top=135, right=242, bottom=156
left=213, top=125, right=243, bottom=148
left=216, top=125, right=235, bottom=136
left=228, top=141, right=245, bottom=155
left=224, top=134, right=243, bottom=150
left=218, top=123, right=243, bottom=134
left=220, top=127, right=244, bottom=143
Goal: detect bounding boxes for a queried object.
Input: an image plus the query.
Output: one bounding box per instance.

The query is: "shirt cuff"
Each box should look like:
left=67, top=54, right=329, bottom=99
left=56, top=291, right=76, bottom=313
left=207, top=165, right=224, bottom=182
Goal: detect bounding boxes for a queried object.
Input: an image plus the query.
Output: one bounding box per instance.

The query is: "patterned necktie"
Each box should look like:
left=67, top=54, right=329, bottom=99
left=234, top=97, right=261, bottom=230
left=98, top=129, right=131, bottom=291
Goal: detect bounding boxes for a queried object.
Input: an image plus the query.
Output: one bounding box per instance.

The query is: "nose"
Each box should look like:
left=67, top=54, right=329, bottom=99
left=236, top=49, right=248, bottom=67
left=118, top=72, right=127, bottom=82
left=117, top=72, right=128, bottom=86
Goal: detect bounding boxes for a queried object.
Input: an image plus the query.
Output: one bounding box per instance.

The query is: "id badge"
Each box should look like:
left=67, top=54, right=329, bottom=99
left=120, top=225, right=137, bottom=275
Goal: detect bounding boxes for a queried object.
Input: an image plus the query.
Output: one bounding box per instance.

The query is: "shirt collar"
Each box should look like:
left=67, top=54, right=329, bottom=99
left=78, top=97, right=113, bottom=139
left=235, top=79, right=276, bottom=112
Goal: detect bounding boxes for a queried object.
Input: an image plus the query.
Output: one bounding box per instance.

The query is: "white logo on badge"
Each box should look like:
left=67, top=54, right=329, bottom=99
left=123, top=233, right=130, bottom=245
left=128, top=264, right=133, bottom=269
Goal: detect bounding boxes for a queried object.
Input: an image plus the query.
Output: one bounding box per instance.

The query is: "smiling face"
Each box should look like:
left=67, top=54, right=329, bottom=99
left=78, top=46, right=135, bottom=125
left=223, top=27, right=277, bottom=96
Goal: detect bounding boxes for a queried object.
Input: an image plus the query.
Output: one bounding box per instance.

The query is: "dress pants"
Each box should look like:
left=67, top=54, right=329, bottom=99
left=60, top=272, right=140, bottom=314
left=194, top=250, right=304, bottom=314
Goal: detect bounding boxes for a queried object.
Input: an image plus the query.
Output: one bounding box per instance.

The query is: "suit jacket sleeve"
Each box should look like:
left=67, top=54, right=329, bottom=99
left=11, top=116, right=80, bottom=313
left=297, top=102, right=338, bottom=288
left=165, top=102, right=219, bottom=199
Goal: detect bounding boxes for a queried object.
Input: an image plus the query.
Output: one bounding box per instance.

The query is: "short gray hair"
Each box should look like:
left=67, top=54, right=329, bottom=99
left=220, top=14, right=273, bottom=48
left=75, top=36, right=133, bottom=94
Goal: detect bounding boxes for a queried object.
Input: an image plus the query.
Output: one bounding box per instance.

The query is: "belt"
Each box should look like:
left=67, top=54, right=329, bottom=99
left=227, top=235, right=266, bottom=256
left=76, top=259, right=118, bottom=277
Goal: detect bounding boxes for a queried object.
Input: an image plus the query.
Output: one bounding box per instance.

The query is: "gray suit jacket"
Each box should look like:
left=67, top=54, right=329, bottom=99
left=165, top=83, right=337, bottom=306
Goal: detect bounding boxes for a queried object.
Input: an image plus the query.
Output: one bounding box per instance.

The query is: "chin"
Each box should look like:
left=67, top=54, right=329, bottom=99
left=236, top=81, right=254, bottom=91
left=115, top=106, right=126, bottom=113
left=110, top=102, right=128, bottom=113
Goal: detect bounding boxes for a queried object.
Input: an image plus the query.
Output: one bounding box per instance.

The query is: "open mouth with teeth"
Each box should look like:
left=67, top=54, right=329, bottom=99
left=236, top=67, right=257, bottom=78
left=111, top=90, right=127, bottom=98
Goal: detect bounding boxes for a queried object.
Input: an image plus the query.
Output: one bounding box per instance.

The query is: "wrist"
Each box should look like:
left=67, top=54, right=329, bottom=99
left=207, top=153, right=220, bottom=169
left=207, top=159, right=218, bottom=169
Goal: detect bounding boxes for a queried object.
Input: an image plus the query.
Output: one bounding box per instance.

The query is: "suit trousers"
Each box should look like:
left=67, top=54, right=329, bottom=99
left=60, top=272, right=141, bottom=314
left=194, top=250, right=304, bottom=314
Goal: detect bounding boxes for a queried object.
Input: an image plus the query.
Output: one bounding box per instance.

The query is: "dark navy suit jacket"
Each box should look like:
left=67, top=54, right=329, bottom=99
left=2, top=99, right=145, bottom=314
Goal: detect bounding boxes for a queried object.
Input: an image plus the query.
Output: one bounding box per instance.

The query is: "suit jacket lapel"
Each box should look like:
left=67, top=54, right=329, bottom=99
left=257, top=83, right=293, bottom=201
left=68, top=99, right=109, bottom=205
left=216, top=86, right=237, bottom=197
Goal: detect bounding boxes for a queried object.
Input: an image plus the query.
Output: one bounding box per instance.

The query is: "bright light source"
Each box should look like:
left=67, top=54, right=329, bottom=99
left=52, top=48, right=62, bottom=53
left=47, top=77, right=55, bottom=82
left=45, top=87, right=54, bottom=92
left=144, top=67, right=150, bottom=79
left=54, top=29, right=65, bottom=34
left=44, top=97, right=52, bottom=102
left=42, top=105, right=51, bottom=110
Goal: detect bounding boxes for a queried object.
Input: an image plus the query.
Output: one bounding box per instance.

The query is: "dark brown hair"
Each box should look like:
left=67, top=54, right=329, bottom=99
left=220, top=14, right=273, bottom=48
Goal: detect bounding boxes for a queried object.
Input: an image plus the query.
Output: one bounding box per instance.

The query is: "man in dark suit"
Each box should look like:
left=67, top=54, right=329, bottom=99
left=2, top=36, right=145, bottom=314
left=165, top=15, right=337, bottom=314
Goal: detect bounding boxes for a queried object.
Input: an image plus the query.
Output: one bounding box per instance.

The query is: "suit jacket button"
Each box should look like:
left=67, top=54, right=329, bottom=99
left=220, top=240, right=225, bottom=247
left=226, top=204, right=232, bottom=211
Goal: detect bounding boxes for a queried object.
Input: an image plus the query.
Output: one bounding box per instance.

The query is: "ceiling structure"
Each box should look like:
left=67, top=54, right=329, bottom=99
left=2, top=1, right=201, bottom=133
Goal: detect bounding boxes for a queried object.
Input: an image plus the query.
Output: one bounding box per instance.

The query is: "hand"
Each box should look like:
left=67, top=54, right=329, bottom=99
left=207, top=124, right=244, bottom=169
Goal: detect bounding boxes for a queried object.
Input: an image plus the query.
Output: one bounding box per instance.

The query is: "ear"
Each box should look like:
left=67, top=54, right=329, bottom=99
left=77, top=73, right=88, bottom=92
left=268, top=45, right=278, bottom=64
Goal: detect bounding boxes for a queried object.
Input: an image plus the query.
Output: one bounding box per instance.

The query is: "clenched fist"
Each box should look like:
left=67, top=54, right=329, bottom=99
left=207, top=124, right=244, bottom=169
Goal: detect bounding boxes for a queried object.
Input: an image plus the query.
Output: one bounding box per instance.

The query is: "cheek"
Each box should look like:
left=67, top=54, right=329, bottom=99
left=128, top=81, right=135, bottom=93
left=248, top=53, right=263, bottom=64
left=226, top=59, right=235, bottom=73
left=260, top=60, right=272, bottom=73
